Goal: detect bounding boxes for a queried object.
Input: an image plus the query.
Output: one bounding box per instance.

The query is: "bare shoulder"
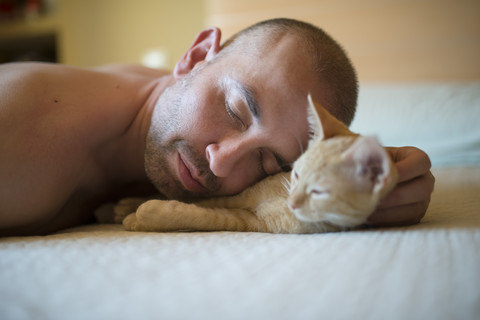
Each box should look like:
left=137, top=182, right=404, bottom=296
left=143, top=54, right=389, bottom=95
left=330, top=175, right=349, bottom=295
left=0, top=62, right=160, bottom=231
left=0, top=61, right=164, bottom=90
left=0, top=62, right=154, bottom=142
left=0, top=62, right=53, bottom=97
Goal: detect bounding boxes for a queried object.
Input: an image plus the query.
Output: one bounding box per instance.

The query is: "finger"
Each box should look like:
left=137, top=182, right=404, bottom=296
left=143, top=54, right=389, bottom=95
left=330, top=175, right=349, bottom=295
left=367, top=201, right=428, bottom=227
left=379, top=172, right=435, bottom=208
left=390, top=147, right=432, bottom=183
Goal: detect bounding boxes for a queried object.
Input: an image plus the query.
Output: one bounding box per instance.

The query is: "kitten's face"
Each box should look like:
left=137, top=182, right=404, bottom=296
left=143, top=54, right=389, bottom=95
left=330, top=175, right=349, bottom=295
left=286, top=95, right=397, bottom=228
left=288, top=137, right=391, bottom=227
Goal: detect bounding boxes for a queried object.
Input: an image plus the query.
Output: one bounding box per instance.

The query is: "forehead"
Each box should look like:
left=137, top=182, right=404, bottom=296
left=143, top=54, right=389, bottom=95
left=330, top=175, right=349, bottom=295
left=231, top=34, right=312, bottom=86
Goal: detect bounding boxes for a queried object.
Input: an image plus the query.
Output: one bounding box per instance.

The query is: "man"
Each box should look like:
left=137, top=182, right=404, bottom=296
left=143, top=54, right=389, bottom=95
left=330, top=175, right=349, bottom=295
left=0, top=18, right=434, bottom=236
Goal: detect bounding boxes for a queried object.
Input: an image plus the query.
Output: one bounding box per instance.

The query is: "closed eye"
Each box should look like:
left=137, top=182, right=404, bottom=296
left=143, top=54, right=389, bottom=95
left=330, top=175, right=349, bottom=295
left=257, top=149, right=268, bottom=177
left=309, top=188, right=330, bottom=198
left=225, top=100, right=246, bottom=129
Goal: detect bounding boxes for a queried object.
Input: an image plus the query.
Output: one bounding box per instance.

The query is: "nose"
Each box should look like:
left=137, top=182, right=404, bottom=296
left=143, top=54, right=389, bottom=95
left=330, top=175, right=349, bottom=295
left=287, top=200, right=297, bottom=210
left=205, top=138, right=253, bottom=178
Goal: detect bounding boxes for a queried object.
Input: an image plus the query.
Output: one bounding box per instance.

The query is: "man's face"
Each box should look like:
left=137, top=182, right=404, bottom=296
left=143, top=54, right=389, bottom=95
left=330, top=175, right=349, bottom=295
left=145, top=35, right=324, bottom=200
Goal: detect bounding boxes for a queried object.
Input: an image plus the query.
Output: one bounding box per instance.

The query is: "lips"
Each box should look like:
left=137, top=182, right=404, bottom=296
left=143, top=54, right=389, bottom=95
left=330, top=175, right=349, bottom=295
left=177, top=153, right=207, bottom=193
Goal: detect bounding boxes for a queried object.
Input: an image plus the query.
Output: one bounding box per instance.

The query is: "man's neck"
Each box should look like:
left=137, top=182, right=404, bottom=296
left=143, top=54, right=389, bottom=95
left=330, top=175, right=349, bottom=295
left=100, top=74, right=176, bottom=186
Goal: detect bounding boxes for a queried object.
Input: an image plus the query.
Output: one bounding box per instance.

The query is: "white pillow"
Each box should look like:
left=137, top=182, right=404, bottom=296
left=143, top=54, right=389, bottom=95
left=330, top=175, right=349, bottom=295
left=350, top=83, right=480, bottom=167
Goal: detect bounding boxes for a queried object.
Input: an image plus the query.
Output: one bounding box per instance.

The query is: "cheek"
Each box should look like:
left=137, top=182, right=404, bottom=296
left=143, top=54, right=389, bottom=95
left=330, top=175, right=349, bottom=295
left=178, top=98, right=221, bottom=141
left=189, top=89, right=229, bottom=132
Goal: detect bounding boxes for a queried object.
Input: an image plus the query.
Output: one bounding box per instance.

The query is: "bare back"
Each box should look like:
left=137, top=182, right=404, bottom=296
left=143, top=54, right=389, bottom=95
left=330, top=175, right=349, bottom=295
left=0, top=62, right=168, bottom=235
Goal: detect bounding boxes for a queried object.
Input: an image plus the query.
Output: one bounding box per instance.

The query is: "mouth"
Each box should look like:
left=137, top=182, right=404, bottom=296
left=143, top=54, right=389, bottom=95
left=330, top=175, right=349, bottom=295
left=177, top=153, right=208, bottom=193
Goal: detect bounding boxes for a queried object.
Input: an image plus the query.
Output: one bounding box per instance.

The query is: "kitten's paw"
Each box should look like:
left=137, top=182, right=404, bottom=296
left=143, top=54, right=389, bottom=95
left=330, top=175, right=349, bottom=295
left=122, top=213, right=138, bottom=231
left=137, top=199, right=182, bottom=215
left=133, top=200, right=185, bottom=231
left=113, top=197, right=147, bottom=224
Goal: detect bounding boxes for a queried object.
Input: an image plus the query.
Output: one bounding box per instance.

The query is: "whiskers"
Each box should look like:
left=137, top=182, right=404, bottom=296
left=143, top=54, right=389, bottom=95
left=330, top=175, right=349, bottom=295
left=281, top=175, right=292, bottom=193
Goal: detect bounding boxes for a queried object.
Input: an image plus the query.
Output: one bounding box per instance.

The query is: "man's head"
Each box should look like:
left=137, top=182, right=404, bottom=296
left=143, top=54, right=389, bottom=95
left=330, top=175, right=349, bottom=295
left=145, top=18, right=358, bottom=200
left=217, top=18, right=358, bottom=125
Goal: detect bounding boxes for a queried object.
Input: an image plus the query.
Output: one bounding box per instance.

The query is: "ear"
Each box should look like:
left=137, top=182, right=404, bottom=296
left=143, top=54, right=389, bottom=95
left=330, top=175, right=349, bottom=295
left=173, top=27, right=222, bottom=79
left=341, top=136, right=394, bottom=194
left=306, top=94, right=353, bottom=143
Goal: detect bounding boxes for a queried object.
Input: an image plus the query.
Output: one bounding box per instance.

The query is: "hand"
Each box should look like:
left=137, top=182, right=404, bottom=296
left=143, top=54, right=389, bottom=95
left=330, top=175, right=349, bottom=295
left=367, top=146, right=435, bottom=227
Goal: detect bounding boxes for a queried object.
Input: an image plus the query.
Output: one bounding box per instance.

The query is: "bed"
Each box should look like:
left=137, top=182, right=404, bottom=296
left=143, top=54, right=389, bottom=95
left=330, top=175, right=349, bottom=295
left=1, top=83, right=479, bottom=320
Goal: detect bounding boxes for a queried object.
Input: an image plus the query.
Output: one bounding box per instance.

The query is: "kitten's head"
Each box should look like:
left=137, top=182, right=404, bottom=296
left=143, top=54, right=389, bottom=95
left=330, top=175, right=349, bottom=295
left=287, top=95, right=398, bottom=228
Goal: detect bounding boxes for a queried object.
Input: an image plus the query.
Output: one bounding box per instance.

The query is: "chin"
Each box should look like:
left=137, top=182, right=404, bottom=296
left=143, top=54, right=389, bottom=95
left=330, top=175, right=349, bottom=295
left=151, top=178, right=208, bottom=201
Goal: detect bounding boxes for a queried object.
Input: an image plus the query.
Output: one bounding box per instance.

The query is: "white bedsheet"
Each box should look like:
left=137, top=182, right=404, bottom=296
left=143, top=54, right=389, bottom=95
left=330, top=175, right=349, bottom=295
left=1, top=166, right=479, bottom=320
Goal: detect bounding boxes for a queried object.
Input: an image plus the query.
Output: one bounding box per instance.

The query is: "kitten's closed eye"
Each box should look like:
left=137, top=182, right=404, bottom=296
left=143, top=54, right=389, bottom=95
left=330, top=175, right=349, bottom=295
left=308, top=187, right=330, bottom=198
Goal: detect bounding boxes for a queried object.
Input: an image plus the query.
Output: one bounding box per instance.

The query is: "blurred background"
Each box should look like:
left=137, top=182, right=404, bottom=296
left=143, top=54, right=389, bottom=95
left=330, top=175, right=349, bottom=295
left=0, top=0, right=479, bottom=82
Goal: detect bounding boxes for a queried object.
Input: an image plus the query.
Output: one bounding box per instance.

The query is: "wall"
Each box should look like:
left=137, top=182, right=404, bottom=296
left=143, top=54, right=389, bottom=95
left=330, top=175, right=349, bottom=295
left=2, top=0, right=479, bottom=80
left=206, top=0, right=480, bottom=82
left=0, top=0, right=206, bottom=68
left=58, top=0, right=205, bottom=68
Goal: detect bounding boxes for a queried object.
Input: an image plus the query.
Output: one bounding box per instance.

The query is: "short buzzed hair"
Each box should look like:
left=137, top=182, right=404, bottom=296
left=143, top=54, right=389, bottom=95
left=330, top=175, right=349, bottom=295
left=219, top=18, right=358, bottom=126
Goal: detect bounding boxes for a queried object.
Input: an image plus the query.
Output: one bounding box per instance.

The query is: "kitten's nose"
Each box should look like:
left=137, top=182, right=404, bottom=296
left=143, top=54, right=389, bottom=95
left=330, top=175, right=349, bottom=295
left=287, top=200, right=298, bottom=210
left=288, top=192, right=306, bottom=211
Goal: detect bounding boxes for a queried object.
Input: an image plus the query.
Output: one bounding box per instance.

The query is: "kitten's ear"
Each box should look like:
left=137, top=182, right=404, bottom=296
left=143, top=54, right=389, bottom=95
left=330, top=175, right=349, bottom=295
left=306, top=94, right=352, bottom=143
left=341, top=136, right=395, bottom=194
left=306, top=94, right=325, bottom=141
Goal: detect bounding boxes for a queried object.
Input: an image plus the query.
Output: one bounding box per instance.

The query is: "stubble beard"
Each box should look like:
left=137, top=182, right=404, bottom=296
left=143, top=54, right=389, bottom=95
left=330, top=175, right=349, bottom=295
left=144, top=76, right=219, bottom=200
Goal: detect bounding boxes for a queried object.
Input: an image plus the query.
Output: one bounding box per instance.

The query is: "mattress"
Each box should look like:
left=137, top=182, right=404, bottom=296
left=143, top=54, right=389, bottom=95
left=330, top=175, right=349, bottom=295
left=1, top=166, right=479, bottom=320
